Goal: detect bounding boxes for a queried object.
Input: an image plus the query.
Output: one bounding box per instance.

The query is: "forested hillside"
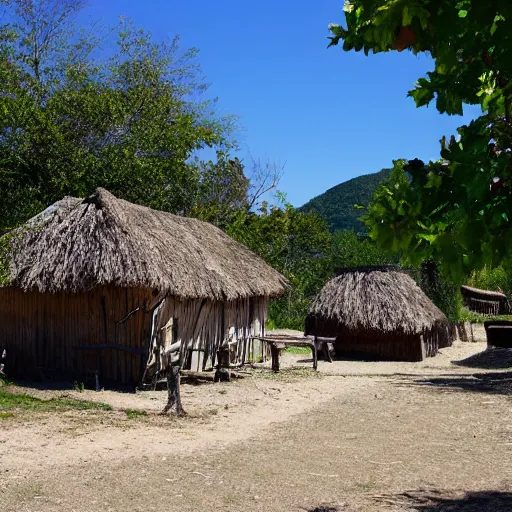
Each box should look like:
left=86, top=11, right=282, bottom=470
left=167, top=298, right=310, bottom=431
left=299, top=168, right=391, bottom=232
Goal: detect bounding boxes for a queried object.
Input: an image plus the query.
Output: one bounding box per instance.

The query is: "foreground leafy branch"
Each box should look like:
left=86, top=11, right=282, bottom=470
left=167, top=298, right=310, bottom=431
left=330, top=1, right=512, bottom=278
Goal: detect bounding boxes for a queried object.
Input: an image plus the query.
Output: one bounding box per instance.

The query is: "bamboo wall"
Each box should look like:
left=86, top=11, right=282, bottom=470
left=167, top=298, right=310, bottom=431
left=0, top=286, right=269, bottom=386
left=0, top=286, right=154, bottom=385
left=463, top=296, right=500, bottom=315
left=145, top=295, right=268, bottom=380
left=333, top=330, right=425, bottom=362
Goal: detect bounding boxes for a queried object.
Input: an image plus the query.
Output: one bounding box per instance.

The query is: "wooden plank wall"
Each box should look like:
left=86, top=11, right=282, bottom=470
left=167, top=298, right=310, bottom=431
left=308, top=315, right=453, bottom=362
left=0, top=286, right=153, bottom=385
left=156, top=296, right=269, bottom=372
left=0, top=288, right=271, bottom=385
left=332, top=326, right=440, bottom=362
left=334, top=334, right=425, bottom=362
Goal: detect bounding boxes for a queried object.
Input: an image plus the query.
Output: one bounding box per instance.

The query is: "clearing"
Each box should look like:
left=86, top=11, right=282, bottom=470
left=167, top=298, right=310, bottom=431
left=1, top=328, right=511, bottom=511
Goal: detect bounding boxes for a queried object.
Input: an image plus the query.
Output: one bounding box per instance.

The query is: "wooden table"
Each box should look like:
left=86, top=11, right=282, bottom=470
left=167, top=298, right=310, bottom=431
left=252, top=335, right=336, bottom=372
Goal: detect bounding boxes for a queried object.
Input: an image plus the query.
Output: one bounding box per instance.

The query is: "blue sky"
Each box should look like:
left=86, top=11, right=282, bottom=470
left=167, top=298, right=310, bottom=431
left=83, top=0, right=479, bottom=207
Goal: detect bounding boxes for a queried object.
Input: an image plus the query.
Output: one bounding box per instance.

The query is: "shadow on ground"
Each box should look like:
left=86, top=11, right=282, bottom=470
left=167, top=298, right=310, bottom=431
left=409, top=371, right=512, bottom=396
left=307, top=506, right=343, bottom=512
left=11, top=378, right=135, bottom=393
left=452, top=347, right=512, bottom=370
left=372, top=489, right=512, bottom=511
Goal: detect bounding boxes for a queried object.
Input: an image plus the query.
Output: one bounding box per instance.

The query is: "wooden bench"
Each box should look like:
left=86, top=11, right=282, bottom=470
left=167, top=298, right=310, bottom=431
left=252, top=335, right=336, bottom=372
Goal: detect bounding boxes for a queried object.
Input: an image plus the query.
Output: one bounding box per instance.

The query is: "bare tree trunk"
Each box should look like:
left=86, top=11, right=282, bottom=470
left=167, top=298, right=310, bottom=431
left=162, top=365, right=186, bottom=416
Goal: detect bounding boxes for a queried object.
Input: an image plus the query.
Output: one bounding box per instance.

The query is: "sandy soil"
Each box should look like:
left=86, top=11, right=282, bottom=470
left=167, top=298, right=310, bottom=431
left=1, top=335, right=512, bottom=511
left=271, top=325, right=509, bottom=376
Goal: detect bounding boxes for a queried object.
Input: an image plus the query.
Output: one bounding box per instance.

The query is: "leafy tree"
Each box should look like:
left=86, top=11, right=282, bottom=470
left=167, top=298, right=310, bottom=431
left=331, top=229, right=399, bottom=270
left=188, top=154, right=250, bottom=228
left=468, top=265, right=512, bottom=297
left=363, top=160, right=418, bottom=255
left=189, top=155, right=283, bottom=230
left=227, top=200, right=332, bottom=330
left=0, top=0, right=235, bottom=230
left=329, top=1, right=512, bottom=279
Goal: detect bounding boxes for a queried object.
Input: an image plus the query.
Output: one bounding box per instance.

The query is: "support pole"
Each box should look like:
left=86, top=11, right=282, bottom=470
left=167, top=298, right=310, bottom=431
left=312, top=339, right=318, bottom=370
left=270, top=343, right=280, bottom=372
left=214, top=346, right=231, bottom=382
left=162, top=365, right=186, bottom=416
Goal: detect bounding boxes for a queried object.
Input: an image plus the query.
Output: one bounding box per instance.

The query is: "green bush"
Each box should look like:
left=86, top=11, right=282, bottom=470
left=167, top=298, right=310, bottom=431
left=407, top=261, right=461, bottom=322
left=468, top=266, right=512, bottom=297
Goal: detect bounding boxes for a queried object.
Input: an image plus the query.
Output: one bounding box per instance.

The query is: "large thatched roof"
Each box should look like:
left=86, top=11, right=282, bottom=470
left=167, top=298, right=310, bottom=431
left=306, top=266, right=447, bottom=335
left=5, top=188, right=288, bottom=300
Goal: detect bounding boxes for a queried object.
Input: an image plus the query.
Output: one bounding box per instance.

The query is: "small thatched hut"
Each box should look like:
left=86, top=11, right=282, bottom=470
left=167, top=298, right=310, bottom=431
left=460, top=285, right=510, bottom=315
left=0, top=188, right=288, bottom=385
left=305, top=266, right=451, bottom=362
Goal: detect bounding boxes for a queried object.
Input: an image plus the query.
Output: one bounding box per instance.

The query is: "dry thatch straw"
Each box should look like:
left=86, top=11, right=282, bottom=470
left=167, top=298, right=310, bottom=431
left=4, top=188, right=289, bottom=300
left=306, top=266, right=448, bottom=337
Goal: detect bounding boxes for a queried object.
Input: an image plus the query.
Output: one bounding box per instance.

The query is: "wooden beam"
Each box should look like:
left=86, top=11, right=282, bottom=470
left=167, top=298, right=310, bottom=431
left=181, top=370, right=215, bottom=382
left=72, top=344, right=142, bottom=355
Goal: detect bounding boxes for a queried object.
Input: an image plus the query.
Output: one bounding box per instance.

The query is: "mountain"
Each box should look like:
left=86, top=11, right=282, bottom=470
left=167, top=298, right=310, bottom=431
left=299, top=168, right=391, bottom=232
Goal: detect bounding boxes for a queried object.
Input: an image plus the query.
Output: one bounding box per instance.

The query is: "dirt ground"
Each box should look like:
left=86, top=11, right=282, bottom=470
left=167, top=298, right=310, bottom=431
left=1, top=331, right=512, bottom=511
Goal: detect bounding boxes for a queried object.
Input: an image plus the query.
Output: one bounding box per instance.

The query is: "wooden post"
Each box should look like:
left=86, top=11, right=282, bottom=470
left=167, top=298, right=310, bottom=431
left=458, top=322, right=469, bottom=342
left=318, top=338, right=333, bottom=363
left=312, top=339, right=318, bottom=370
left=270, top=343, right=280, bottom=372
left=214, top=346, right=231, bottom=382
left=162, top=365, right=185, bottom=416
left=420, top=334, right=426, bottom=361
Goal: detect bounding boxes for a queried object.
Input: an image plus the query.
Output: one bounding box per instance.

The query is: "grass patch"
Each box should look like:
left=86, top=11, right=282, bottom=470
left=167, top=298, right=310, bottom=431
left=254, top=367, right=322, bottom=382
left=0, top=375, right=13, bottom=386
left=458, top=309, right=512, bottom=324
left=124, top=408, right=147, bottom=419
left=285, top=346, right=313, bottom=355
left=0, top=387, right=112, bottom=414
left=0, top=411, right=14, bottom=419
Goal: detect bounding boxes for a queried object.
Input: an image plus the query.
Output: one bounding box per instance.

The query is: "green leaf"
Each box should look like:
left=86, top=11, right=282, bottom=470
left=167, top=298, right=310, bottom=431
left=402, top=6, right=412, bottom=26
left=458, top=10, right=468, bottom=18
left=425, top=172, right=442, bottom=189
left=409, top=86, right=436, bottom=108
left=419, top=12, right=429, bottom=30
left=418, top=233, right=437, bottom=243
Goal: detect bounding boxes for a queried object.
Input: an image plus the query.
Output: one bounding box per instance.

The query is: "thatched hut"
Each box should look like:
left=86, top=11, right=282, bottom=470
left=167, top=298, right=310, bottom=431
left=0, top=188, right=288, bottom=385
left=305, top=266, right=451, bottom=362
left=460, top=285, right=510, bottom=315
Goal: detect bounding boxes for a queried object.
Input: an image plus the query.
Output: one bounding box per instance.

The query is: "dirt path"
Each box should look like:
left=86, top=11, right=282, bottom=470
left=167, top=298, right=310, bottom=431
left=1, top=340, right=512, bottom=511
left=0, top=372, right=365, bottom=477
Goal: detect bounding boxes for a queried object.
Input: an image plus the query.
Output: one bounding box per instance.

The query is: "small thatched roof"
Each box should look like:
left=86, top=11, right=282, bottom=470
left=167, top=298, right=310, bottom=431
left=4, top=188, right=288, bottom=300
left=306, top=266, right=447, bottom=335
left=460, top=285, right=510, bottom=315
left=460, top=285, right=507, bottom=301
